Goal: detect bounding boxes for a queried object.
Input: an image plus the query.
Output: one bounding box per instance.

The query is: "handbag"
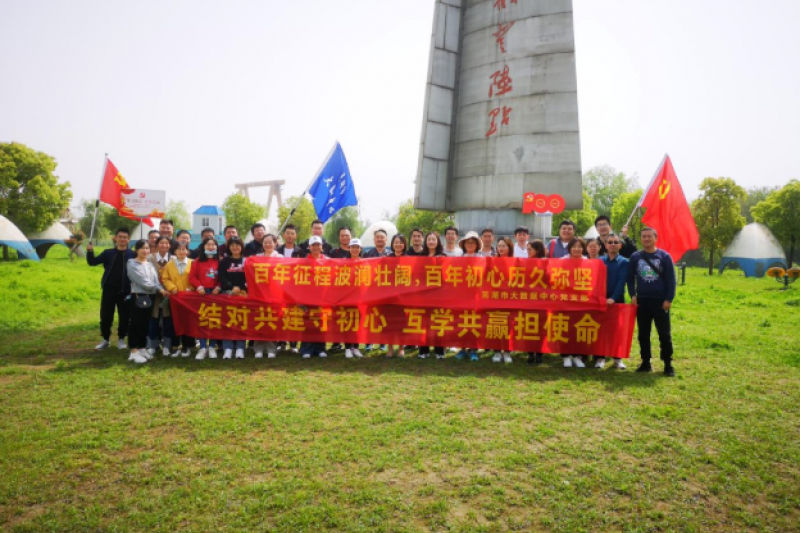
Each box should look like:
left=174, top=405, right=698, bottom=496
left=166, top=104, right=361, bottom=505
left=134, top=293, right=153, bottom=309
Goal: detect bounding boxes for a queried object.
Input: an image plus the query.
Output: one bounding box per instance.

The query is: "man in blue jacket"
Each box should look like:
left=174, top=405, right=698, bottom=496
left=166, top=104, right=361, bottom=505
left=86, top=228, right=135, bottom=350
left=627, top=227, right=677, bottom=376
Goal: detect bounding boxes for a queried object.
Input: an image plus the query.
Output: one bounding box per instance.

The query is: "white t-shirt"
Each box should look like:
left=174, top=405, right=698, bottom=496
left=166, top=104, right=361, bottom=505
left=443, top=246, right=463, bottom=257
left=513, top=243, right=528, bottom=258
left=282, top=247, right=296, bottom=258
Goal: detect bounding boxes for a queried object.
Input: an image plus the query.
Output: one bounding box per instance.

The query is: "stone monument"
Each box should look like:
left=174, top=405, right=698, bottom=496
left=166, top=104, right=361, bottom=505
left=414, top=0, right=582, bottom=237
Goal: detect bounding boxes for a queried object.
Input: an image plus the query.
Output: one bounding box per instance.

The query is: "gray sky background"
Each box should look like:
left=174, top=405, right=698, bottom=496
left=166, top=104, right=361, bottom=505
left=2, top=0, right=799, bottom=226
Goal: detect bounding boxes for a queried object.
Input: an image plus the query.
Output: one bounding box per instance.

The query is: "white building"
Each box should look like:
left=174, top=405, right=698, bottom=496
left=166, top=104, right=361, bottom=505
left=193, top=206, right=226, bottom=236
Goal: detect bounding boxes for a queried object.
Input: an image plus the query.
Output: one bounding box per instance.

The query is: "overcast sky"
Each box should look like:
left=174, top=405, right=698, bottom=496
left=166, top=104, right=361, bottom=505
left=1, top=0, right=798, bottom=225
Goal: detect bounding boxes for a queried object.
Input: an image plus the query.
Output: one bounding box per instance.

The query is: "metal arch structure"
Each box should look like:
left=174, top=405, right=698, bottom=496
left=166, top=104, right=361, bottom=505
left=234, top=180, right=286, bottom=214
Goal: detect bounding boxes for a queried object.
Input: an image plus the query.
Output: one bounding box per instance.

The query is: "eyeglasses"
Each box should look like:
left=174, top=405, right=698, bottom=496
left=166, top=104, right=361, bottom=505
left=607, top=241, right=621, bottom=245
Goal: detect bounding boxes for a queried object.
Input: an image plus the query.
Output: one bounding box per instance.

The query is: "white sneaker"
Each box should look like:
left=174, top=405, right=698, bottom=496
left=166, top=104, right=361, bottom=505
left=436, top=354, right=444, bottom=359
left=208, top=348, right=218, bottom=359
left=563, top=356, right=573, bottom=368
left=162, top=347, right=171, bottom=357
left=235, top=349, right=245, bottom=359
left=128, top=351, right=148, bottom=364
left=181, top=349, right=191, bottom=358
left=353, top=349, right=363, bottom=358
left=492, top=353, right=502, bottom=363
left=574, top=356, right=586, bottom=368
left=95, top=340, right=110, bottom=350
left=117, top=339, right=127, bottom=350
left=196, top=348, right=207, bottom=360
left=147, top=348, right=156, bottom=356
left=302, top=353, right=311, bottom=359
left=171, top=349, right=182, bottom=358
left=345, top=349, right=353, bottom=359
left=319, top=351, right=327, bottom=358
left=143, top=350, right=154, bottom=360
left=223, top=349, right=233, bottom=359
left=290, top=347, right=299, bottom=354
left=255, top=352, right=264, bottom=359
left=613, top=359, right=626, bottom=370
left=504, top=353, right=513, bottom=364
left=267, top=353, right=277, bottom=359
left=595, top=358, right=607, bottom=369
left=418, top=353, right=427, bottom=359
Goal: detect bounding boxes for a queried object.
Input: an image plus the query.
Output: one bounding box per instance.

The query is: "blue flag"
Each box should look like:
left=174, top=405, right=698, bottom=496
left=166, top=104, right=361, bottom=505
left=308, top=142, right=358, bottom=223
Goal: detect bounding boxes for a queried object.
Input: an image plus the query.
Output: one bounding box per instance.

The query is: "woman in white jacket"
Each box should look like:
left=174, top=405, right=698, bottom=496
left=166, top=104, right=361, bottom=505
left=127, top=240, right=169, bottom=364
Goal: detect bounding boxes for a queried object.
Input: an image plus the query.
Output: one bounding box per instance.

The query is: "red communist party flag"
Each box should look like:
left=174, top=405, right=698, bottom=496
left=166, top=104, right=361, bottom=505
left=99, top=158, right=153, bottom=227
left=639, top=155, right=699, bottom=262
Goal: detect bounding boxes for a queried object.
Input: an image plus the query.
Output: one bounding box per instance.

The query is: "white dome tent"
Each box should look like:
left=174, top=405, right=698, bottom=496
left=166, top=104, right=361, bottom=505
left=719, top=222, right=786, bottom=278
left=26, top=221, right=72, bottom=258
left=0, top=215, right=39, bottom=261
left=584, top=226, right=599, bottom=240
left=359, top=221, right=399, bottom=249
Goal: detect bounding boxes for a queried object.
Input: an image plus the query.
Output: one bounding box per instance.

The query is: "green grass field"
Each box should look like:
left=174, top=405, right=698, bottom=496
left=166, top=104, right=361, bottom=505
left=1, top=247, right=799, bottom=532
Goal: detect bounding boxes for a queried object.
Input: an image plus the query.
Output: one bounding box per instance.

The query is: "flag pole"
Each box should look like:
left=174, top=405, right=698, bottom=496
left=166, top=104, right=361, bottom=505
left=89, top=153, right=109, bottom=244
left=624, top=153, right=668, bottom=229
left=278, top=141, right=340, bottom=235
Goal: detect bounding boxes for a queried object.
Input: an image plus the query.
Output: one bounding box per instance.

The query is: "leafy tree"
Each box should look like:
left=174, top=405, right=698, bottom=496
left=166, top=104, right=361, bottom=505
left=101, top=205, right=140, bottom=237
left=323, top=206, right=366, bottom=247
left=553, top=191, right=597, bottom=236
left=221, top=194, right=267, bottom=238
left=691, top=177, right=746, bottom=275
left=278, top=196, right=317, bottom=242
left=582, top=165, right=639, bottom=217
left=0, top=142, right=72, bottom=233
left=394, top=199, right=454, bottom=237
left=610, top=189, right=644, bottom=240
left=752, top=180, right=800, bottom=267
left=739, top=185, right=779, bottom=223
left=164, top=200, right=191, bottom=231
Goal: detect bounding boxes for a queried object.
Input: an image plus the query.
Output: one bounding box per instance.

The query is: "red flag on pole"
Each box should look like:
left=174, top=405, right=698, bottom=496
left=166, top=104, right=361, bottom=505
left=638, top=155, right=699, bottom=262
left=99, top=159, right=154, bottom=227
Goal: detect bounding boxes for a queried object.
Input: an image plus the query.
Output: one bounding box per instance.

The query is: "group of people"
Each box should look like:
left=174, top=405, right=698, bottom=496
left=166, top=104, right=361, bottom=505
left=87, top=215, right=677, bottom=376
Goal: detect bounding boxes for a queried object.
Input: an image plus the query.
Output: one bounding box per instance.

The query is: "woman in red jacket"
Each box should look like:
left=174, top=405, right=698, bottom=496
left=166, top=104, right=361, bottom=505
left=189, top=237, right=221, bottom=360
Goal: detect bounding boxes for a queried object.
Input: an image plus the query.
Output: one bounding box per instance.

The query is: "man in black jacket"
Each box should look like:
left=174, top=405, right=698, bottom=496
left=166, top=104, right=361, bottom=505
left=298, top=219, right=333, bottom=255
left=276, top=224, right=305, bottom=258
left=595, top=215, right=637, bottom=258
left=86, top=228, right=136, bottom=350
left=328, top=226, right=353, bottom=258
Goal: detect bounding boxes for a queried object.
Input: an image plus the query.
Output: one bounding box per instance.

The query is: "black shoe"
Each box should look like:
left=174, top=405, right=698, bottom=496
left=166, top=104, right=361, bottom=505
left=535, top=353, right=543, bottom=365
left=527, top=353, right=536, bottom=365
left=664, top=364, right=675, bottom=377
left=636, top=361, right=652, bottom=373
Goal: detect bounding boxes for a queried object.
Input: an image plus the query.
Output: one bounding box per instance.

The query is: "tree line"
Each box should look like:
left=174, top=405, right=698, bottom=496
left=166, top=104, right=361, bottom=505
left=2, top=142, right=797, bottom=270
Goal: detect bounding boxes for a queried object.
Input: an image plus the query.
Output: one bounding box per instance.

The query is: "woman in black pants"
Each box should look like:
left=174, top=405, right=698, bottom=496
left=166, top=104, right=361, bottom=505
left=127, top=240, right=168, bottom=364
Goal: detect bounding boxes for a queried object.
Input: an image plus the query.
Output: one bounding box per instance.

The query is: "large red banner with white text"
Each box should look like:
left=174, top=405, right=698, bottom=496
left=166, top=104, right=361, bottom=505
left=171, top=293, right=635, bottom=358
left=244, top=257, right=607, bottom=311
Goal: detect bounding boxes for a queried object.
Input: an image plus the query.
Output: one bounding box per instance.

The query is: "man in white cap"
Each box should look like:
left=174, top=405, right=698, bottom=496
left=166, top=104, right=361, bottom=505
left=300, top=235, right=328, bottom=359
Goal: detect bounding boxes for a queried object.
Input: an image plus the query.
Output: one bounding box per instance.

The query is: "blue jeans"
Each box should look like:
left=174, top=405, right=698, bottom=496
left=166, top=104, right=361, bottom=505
left=222, top=340, right=246, bottom=351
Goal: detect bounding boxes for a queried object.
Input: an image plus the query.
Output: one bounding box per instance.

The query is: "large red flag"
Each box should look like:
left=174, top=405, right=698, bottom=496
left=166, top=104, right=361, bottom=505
left=639, top=155, right=699, bottom=262
left=99, top=159, right=153, bottom=227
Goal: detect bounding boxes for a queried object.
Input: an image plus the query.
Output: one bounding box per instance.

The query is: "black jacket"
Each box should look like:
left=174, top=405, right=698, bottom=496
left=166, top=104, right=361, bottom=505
left=363, top=247, right=391, bottom=258
left=86, top=248, right=136, bottom=293
left=244, top=240, right=265, bottom=257
left=328, top=247, right=351, bottom=258
left=276, top=244, right=306, bottom=258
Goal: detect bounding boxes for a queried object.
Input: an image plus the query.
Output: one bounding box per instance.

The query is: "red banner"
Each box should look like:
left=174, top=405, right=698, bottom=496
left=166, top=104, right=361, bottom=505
left=244, top=257, right=607, bottom=311
left=171, top=293, right=635, bottom=358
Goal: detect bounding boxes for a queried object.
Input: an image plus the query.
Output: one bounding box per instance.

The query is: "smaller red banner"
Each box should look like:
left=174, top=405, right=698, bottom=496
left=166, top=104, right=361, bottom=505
left=171, top=293, right=636, bottom=358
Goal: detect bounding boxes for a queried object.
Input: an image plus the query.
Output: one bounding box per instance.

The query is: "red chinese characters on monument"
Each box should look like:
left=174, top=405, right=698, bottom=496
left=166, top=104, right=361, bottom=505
left=494, top=0, right=518, bottom=11
left=489, top=65, right=513, bottom=98
left=486, top=106, right=512, bottom=138
left=493, top=21, right=515, bottom=53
